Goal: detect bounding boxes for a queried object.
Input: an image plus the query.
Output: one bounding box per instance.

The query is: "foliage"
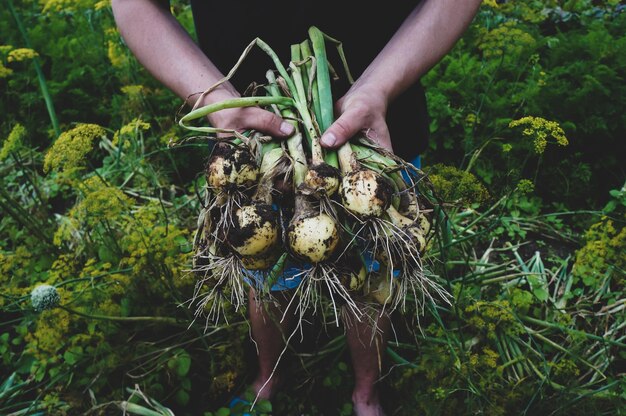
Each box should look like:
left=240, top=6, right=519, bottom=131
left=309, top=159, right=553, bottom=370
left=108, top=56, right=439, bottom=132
left=0, top=0, right=624, bottom=415
left=427, top=164, right=490, bottom=206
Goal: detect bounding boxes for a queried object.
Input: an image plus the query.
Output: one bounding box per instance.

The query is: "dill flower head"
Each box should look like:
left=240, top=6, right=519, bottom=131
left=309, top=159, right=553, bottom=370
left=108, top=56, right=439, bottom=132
left=31, top=284, right=60, bottom=312
left=516, top=179, right=535, bottom=194
left=476, top=21, right=536, bottom=59
left=0, top=62, right=12, bottom=78
left=7, top=48, right=38, bottom=63
left=509, top=116, right=569, bottom=154
left=0, top=123, right=26, bottom=160
left=112, top=117, right=150, bottom=145
left=428, top=164, right=490, bottom=206
left=43, top=123, right=107, bottom=173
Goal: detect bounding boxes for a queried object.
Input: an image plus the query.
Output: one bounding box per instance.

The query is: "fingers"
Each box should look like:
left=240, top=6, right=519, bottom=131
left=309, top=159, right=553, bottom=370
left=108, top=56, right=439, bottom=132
left=242, top=108, right=294, bottom=138
left=211, top=107, right=294, bottom=138
left=320, top=109, right=363, bottom=148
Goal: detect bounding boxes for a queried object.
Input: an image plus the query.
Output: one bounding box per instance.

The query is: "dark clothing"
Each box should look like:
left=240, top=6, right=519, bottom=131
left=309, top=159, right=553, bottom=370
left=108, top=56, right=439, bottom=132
left=189, top=1, right=429, bottom=160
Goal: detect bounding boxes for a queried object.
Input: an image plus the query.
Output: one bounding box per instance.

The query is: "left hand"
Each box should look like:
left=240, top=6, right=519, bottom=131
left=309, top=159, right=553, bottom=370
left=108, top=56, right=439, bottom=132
left=320, top=85, right=393, bottom=152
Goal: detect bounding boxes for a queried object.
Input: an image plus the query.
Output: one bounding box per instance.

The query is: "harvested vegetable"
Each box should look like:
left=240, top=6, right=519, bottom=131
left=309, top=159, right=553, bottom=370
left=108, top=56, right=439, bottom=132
left=179, top=26, right=450, bottom=326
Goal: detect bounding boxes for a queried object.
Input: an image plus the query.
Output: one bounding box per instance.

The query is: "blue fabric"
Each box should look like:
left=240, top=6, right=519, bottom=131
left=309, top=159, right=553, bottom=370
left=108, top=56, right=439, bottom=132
left=411, top=154, right=422, bottom=169
left=228, top=396, right=253, bottom=416
left=246, top=253, right=400, bottom=292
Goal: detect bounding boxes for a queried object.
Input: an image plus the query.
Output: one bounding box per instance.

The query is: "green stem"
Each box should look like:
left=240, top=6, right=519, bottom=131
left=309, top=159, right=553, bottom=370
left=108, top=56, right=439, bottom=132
left=255, top=38, right=299, bottom=101
left=351, top=143, right=398, bottom=168
left=179, top=96, right=294, bottom=133
left=61, top=306, right=178, bottom=325
left=290, top=62, right=323, bottom=161
left=6, top=0, right=60, bottom=138
left=266, top=71, right=308, bottom=185
left=309, top=26, right=333, bottom=132
left=300, top=39, right=322, bottom=125
left=386, top=347, right=418, bottom=368
left=521, top=315, right=626, bottom=349
left=309, top=26, right=339, bottom=169
left=264, top=253, right=288, bottom=288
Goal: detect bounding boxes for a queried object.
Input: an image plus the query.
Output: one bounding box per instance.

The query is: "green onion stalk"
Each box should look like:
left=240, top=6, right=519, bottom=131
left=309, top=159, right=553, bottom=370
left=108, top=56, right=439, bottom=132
left=266, top=50, right=362, bottom=326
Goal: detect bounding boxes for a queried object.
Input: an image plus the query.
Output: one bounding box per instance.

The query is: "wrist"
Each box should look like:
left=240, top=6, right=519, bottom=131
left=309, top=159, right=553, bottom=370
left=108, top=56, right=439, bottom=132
left=343, top=83, right=390, bottom=118
left=187, top=84, right=240, bottom=128
left=352, top=71, right=395, bottom=102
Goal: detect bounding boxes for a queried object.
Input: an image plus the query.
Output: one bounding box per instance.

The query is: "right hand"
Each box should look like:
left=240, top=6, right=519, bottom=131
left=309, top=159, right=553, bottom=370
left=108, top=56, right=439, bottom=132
left=210, top=105, right=294, bottom=138
left=201, top=88, right=294, bottom=138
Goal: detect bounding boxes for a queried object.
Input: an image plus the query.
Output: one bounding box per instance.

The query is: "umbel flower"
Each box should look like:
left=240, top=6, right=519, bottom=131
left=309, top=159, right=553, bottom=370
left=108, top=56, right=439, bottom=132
left=31, top=284, right=60, bottom=312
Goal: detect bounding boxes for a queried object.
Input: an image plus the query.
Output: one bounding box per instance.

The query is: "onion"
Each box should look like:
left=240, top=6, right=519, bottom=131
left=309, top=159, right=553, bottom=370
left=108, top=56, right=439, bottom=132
left=364, top=274, right=395, bottom=305
left=387, top=205, right=427, bottom=252
left=338, top=258, right=367, bottom=292
left=206, top=144, right=258, bottom=191
left=341, top=169, right=393, bottom=218
left=227, top=148, right=284, bottom=257
left=241, top=251, right=280, bottom=271
left=228, top=204, right=278, bottom=256
left=304, top=162, right=339, bottom=196
left=288, top=197, right=339, bottom=263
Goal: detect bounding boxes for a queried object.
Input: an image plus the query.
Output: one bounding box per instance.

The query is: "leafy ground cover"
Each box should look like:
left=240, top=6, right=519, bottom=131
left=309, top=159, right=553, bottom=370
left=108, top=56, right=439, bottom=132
left=1, top=0, right=624, bottom=415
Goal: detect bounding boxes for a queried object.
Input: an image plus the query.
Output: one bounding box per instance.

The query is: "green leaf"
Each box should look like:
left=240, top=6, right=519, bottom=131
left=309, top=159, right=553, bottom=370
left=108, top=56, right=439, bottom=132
left=255, top=399, right=272, bottom=413
left=167, top=349, right=191, bottom=378
left=63, top=346, right=83, bottom=365
left=533, top=287, right=549, bottom=302
left=175, top=388, right=190, bottom=406
left=215, top=408, right=231, bottom=416
left=98, top=244, right=117, bottom=263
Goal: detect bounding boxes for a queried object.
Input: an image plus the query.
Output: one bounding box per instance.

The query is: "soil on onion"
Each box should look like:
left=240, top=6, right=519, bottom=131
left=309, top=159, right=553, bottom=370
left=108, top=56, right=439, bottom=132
left=227, top=204, right=278, bottom=249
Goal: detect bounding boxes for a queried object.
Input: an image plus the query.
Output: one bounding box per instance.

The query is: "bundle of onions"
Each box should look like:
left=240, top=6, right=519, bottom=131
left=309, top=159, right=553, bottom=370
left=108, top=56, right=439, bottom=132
left=178, top=26, right=451, bottom=326
left=193, top=137, right=299, bottom=320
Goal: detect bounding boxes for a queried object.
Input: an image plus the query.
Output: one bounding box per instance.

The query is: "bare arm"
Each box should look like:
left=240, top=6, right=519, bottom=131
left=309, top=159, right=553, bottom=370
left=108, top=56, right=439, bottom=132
left=110, top=0, right=293, bottom=137
left=321, top=0, right=482, bottom=151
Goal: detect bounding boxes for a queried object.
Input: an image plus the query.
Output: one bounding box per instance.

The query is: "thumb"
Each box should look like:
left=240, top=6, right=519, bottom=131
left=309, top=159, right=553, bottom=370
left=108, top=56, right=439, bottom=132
left=320, top=110, right=362, bottom=149
left=246, top=108, right=294, bottom=138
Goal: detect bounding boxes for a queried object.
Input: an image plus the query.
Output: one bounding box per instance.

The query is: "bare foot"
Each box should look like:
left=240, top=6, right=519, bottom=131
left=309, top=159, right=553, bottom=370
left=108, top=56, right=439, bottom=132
left=353, top=391, right=386, bottom=416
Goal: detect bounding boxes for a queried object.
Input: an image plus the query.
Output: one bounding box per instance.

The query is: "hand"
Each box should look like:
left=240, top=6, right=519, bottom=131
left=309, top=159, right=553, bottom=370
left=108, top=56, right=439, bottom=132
left=210, top=106, right=294, bottom=138
left=199, top=88, right=294, bottom=138
left=320, top=85, right=393, bottom=152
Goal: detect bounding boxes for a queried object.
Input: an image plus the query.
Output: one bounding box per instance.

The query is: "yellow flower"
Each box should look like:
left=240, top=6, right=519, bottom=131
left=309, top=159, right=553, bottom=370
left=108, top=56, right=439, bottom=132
left=119, top=117, right=150, bottom=136
left=477, top=21, right=536, bottom=60
left=0, top=62, right=13, bottom=78
left=465, top=113, right=479, bottom=127
left=112, top=117, right=150, bottom=145
left=41, top=0, right=94, bottom=13
left=516, top=179, right=535, bottom=194
left=44, top=123, right=107, bottom=173
left=7, top=48, right=38, bottom=63
left=0, top=123, right=26, bottom=160
left=509, top=116, right=569, bottom=154
left=0, top=45, right=13, bottom=56
left=94, top=0, right=110, bottom=10
left=482, top=0, right=499, bottom=8
left=108, top=40, right=127, bottom=68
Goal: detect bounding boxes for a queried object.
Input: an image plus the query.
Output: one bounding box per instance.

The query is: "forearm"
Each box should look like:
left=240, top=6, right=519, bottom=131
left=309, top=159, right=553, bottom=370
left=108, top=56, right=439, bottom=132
left=111, top=0, right=237, bottom=105
left=356, top=0, right=482, bottom=102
